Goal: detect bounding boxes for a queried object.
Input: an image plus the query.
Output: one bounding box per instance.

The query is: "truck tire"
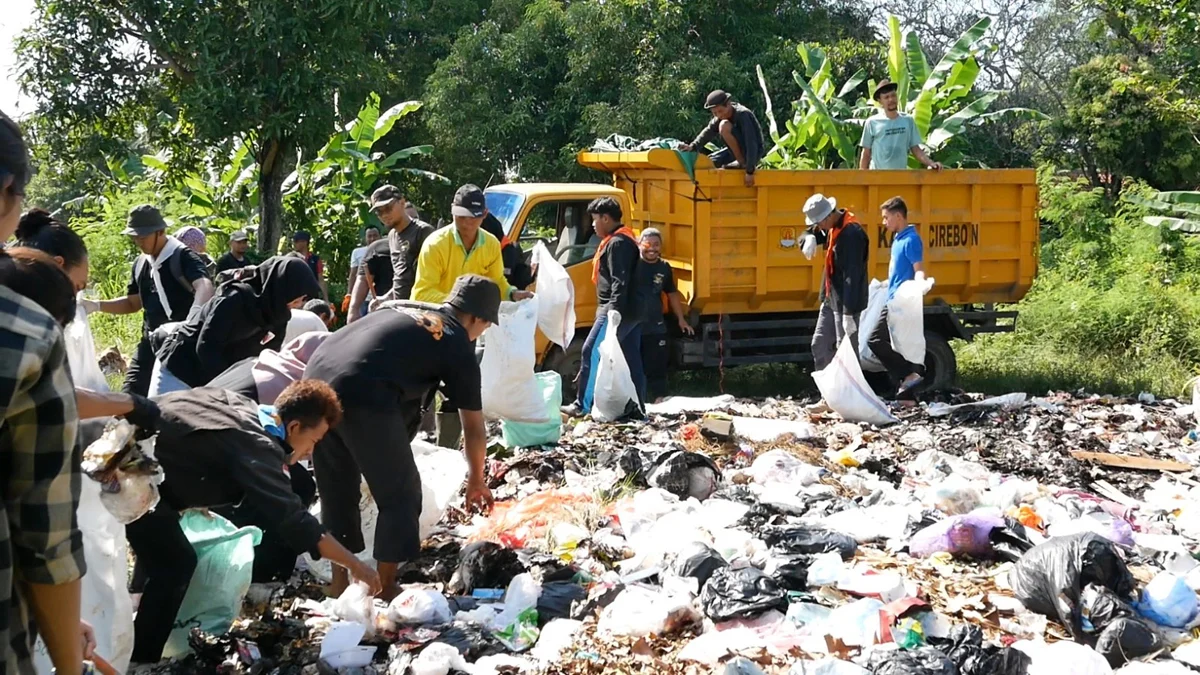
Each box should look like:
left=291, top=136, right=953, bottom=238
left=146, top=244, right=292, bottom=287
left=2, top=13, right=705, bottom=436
left=922, top=331, right=957, bottom=392
left=543, top=336, right=585, bottom=403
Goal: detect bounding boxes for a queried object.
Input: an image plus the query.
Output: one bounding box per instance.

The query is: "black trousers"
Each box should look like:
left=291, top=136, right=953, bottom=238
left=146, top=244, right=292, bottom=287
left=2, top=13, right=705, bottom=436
left=219, top=463, right=317, bottom=582
left=312, top=402, right=423, bottom=563
left=126, top=504, right=197, bottom=663
left=122, top=336, right=155, bottom=397
left=868, top=307, right=921, bottom=383
left=642, top=331, right=669, bottom=401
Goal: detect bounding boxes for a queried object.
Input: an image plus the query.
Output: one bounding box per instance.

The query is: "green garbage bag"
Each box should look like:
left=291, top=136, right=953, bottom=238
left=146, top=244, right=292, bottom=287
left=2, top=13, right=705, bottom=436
left=163, top=511, right=262, bottom=657
left=502, top=372, right=563, bottom=448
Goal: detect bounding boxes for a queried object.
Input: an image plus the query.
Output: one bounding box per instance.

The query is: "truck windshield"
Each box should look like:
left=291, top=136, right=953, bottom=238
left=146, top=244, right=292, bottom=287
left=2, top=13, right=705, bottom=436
left=484, top=191, right=525, bottom=237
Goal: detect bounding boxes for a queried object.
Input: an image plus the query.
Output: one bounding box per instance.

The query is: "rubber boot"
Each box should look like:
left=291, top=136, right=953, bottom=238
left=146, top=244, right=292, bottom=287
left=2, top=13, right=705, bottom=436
left=436, top=412, right=463, bottom=449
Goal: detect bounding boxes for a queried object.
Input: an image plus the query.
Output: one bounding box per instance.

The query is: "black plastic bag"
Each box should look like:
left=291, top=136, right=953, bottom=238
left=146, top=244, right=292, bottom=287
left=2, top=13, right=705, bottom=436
left=448, top=541, right=525, bottom=595
left=1096, top=617, right=1160, bottom=667
left=1008, top=532, right=1136, bottom=639
left=989, top=517, right=1036, bottom=563
left=647, top=449, right=721, bottom=501
left=699, top=566, right=788, bottom=622
left=618, top=448, right=650, bottom=486
left=767, top=554, right=808, bottom=591
left=935, top=624, right=1030, bottom=675
left=571, top=582, right=625, bottom=621
left=1081, top=583, right=1136, bottom=632
left=673, top=542, right=729, bottom=588
left=759, top=525, right=858, bottom=560
left=433, top=622, right=505, bottom=660
left=866, top=645, right=957, bottom=675
left=537, top=581, right=587, bottom=626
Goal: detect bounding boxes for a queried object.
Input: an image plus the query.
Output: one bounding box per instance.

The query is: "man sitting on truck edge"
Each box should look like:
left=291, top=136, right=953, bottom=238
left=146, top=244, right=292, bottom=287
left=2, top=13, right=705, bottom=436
left=637, top=228, right=694, bottom=402
left=870, top=196, right=926, bottom=394
left=805, top=193, right=868, bottom=371
left=858, top=80, right=943, bottom=171
left=681, top=90, right=764, bottom=188
left=562, top=196, right=646, bottom=418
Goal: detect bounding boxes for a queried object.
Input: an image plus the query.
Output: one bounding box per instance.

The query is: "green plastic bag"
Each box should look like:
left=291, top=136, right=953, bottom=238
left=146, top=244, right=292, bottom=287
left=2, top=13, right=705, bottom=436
left=502, top=372, right=563, bottom=448
left=163, top=511, right=262, bottom=657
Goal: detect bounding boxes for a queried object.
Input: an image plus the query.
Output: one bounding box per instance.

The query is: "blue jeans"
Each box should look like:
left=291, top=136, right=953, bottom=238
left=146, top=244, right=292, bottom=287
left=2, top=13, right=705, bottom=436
left=577, top=312, right=645, bottom=414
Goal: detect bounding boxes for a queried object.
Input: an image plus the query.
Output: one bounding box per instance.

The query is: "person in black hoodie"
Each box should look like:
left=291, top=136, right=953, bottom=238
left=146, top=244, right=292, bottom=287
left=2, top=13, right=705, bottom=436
left=804, top=193, right=868, bottom=370
left=152, top=256, right=322, bottom=394
left=561, top=197, right=644, bottom=418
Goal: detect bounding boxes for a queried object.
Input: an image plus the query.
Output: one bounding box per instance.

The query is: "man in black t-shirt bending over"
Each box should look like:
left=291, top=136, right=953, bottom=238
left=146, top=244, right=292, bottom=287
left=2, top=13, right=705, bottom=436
left=304, top=274, right=497, bottom=599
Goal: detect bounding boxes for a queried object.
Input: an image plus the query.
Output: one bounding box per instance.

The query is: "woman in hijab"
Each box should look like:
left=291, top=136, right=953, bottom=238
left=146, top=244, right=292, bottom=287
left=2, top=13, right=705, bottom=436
left=152, top=255, right=321, bottom=395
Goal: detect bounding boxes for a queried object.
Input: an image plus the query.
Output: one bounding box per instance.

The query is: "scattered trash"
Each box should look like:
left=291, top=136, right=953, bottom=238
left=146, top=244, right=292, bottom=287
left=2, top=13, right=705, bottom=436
left=389, top=588, right=452, bottom=625
left=647, top=449, right=722, bottom=500
left=699, top=566, right=789, bottom=622
left=1095, top=617, right=1160, bottom=667
left=1137, top=572, right=1199, bottom=628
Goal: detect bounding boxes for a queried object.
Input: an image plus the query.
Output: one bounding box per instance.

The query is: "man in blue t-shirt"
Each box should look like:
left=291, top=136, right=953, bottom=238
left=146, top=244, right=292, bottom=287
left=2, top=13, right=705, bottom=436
left=868, top=196, right=925, bottom=393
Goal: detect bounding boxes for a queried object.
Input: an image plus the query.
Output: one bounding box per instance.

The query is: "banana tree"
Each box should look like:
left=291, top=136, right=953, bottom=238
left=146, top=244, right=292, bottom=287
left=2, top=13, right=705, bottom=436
left=1128, top=191, right=1200, bottom=232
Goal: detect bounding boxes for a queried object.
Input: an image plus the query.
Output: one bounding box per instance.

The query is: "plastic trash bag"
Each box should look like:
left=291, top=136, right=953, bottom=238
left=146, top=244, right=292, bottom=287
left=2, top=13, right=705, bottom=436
left=320, top=621, right=376, bottom=669
left=935, top=624, right=1032, bottom=675
left=450, top=541, right=525, bottom=595
left=811, top=337, right=899, bottom=426
left=1013, top=639, right=1114, bottom=675
left=389, top=588, right=452, bottom=625
left=592, top=310, right=640, bottom=422
left=82, top=419, right=165, bottom=524
left=501, top=371, right=563, bottom=447
left=865, top=644, right=956, bottom=675
left=673, top=542, right=729, bottom=588
left=1009, top=532, right=1137, bottom=639
left=857, top=279, right=888, bottom=372
left=1082, top=583, right=1137, bottom=632
left=828, top=598, right=886, bottom=646
left=699, top=566, right=788, bottom=622
left=66, top=298, right=109, bottom=389
left=747, top=450, right=824, bottom=487
left=1137, top=573, right=1199, bottom=628
left=1096, top=617, right=1160, bottom=667
left=598, top=585, right=700, bottom=637
left=530, top=618, right=582, bottom=661
left=648, top=449, right=721, bottom=501
left=760, top=525, right=858, bottom=560
left=481, top=297, right=549, bottom=423
left=432, top=622, right=506, bottom=660
left=1050, top=513, right=1135, bottom=547
left=537, top=582, right=587, bottom=625
left=163, top=512, right=263, bottom=657
left=531, top=242, right=576, bottom=350
left=764, top=554, right=808, bottom=591
left=886, top=275, right=934, bottom=364
left=806, top=551, right=848, bottom=586
left=411, top=642, right=469, bottom=675
left=909, top=512, right=1004, bottom=559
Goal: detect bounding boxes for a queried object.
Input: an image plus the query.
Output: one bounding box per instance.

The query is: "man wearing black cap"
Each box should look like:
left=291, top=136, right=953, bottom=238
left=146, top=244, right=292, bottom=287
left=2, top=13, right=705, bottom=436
left=858, top=80, right=943, bottom=171
left=411, top=184, right=533, bottom=447
left=216, top=229, right=253, bottom=274
left=85, top=205, right=215, bottom=396
left=292, top=230, right=328, bottom=300
left=681, top=90, right=765, bottom=187
left=348, top=185, right=435, bottom=323
left=303, top=274, right=499, bottom=599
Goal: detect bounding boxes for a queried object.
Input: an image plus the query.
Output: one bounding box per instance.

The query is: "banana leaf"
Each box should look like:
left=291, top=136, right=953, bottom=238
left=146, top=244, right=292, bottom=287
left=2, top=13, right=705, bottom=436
left=1144, top=216, right=1200, bottom=232
left=838, top=68, right=868, bottom=99
left=970, top=107, right=1049, bottom=125
left=379, top=145, right=433, bottom=169
left=756, top=65, right=782, bottom=143
left=1126, top=194, right=1200, bottom=216
left=795, top=73, right=857, bottom=167
left=887, top=16, right=910, bottom=105
left=905, top=31, right=931, bottom=90
left=926, top=93, right=999, bottom=150
left=925, top=17, right=991, bottom=89
left=1146, top=191, right=1200, bottom=206
left=944, top=57, right=981, bottom=101
left=349, top=94, right=381, bottom=155
left=375, top=100, right=422, bottom=142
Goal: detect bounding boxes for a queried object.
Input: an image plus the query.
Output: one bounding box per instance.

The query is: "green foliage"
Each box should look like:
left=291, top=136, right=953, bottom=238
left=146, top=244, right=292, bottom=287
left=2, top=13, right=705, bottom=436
left=758, top=16, right=1047, bottom=169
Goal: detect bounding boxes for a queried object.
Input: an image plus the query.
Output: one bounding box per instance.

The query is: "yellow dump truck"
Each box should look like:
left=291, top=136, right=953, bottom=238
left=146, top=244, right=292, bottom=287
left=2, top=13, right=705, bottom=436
left=484, top=150, right=1038, bottom=395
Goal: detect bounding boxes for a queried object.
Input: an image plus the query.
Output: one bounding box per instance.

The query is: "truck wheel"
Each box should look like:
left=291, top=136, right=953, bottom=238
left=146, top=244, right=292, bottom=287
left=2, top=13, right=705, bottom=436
left=922, top=331, right=957, bottom=392
left=543, top=336, right=585, bottom=403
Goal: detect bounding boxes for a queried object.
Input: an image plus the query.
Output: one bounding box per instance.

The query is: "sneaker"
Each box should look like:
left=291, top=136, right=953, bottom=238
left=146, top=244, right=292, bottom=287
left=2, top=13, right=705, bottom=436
left=561, top=402, right=585, bottom=418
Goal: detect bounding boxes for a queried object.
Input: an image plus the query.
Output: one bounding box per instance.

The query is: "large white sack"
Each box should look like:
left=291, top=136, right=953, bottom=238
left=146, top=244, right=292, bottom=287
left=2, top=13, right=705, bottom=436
left=65, top=299, right=109, bottom=390
left=304, top=441, right=468, bottom=581
left=857, top=280, right=888, bottom=372
left=812, top=337, right=899, bottom=426
left=886, top=276, right=935, bottom=364
left=592, top=310, right=640, bottom=422
left=531, top=242, right=575, bottom=350
left=481, top=298, right=549, bottom=423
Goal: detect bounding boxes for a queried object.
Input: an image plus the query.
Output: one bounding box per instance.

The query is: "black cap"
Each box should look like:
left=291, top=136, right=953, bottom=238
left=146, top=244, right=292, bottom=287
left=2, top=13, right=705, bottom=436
left=451, top=184, right=487, bottom=218
left=292, top=230, right=311, bottom=242
left=370, top=185, right=403, bottom=212
left=123, top=204, right=168, bottom=236
left=444, top=274, right=501, bottom=325
left=704, top=90, right=732, bottom=109
left=873, top=79, right=899, bottom=101
left=230, top=229, right=249, bottom=242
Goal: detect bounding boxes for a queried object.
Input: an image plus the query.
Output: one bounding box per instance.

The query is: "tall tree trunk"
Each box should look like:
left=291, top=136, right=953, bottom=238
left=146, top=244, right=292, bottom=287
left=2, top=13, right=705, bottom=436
left=257, top=136, right=289, bottom=254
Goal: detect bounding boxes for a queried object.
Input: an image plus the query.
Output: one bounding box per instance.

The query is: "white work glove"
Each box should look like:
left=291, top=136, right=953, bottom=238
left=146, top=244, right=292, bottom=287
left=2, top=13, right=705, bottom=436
left=79, top=298, right=101, bottom=315
left=842, top=314, right=858, bottom=337
left=801, top=234, right=817, bottom=260
left=915, top=271, right=926, bottom=283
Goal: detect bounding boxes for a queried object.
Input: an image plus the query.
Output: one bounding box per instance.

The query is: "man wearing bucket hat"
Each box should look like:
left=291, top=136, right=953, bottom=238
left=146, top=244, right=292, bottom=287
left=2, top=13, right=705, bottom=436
left=304, top=274, right=500, bottom=599
left=858, top=80, right=943, bottom=171
left=681, top=89, right=765, bottom=187
left=804, top=193, right=868, bottom=370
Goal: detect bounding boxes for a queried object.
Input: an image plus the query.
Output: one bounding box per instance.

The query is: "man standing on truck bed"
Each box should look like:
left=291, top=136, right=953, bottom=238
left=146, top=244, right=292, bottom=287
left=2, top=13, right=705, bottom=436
left=681, top=90, right=764, bottom=187
left=562, top=196, right=646, bottom=418
left=805, top=193, right=868, bottom=371
left=859, top=80, right=943, bottom=171
left=870, top=196, right=926, bottom=394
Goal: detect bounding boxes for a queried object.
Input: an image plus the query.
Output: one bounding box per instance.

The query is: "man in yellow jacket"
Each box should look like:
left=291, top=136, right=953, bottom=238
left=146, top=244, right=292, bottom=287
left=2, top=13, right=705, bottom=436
left=412, top=184, right=533, bottom=446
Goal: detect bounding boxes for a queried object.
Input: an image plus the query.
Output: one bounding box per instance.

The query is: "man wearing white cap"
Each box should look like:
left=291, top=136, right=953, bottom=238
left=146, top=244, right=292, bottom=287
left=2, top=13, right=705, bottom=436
left=804, top=193, right=868, bottom=370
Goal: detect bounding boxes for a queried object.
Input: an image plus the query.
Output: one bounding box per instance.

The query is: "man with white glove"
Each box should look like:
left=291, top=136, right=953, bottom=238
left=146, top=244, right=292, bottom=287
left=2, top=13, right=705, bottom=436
left=804, top=193, right=869, bottom=371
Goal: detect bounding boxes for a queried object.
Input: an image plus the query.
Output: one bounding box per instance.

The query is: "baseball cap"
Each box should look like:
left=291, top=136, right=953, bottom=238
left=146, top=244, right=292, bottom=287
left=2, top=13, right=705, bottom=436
left=451, top=184, right=487, bottom=218
left=230, top=229, right=249, bottom=242
left=873, top=79, right=899, bottom=101
left=804, top=194, right=837, bottom=227
left=704, top=90, right=732, bottom=109
left=292, top=230, right=312, bottom=242
left=123, top=204, right=168, bottom=236
left=370, top=185, right=403, bottom=212
left=444, top=274, right=501, bottom=325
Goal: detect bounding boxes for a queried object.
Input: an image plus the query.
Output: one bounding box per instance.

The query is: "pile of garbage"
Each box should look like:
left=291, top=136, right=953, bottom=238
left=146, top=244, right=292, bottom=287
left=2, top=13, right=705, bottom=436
left=164, top=390, right=1200, bottom=675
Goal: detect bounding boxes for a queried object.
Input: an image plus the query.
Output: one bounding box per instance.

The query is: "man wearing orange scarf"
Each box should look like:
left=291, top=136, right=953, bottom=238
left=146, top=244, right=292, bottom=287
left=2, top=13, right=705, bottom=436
left=805, top=193, right=869, bottom=370
left=562, top=196, right=646, bottom=418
